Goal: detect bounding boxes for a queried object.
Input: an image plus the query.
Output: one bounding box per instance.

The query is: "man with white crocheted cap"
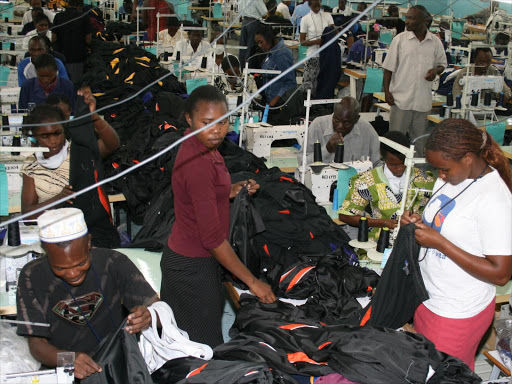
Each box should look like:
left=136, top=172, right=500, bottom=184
left=16, top=208, right=158, bottom=380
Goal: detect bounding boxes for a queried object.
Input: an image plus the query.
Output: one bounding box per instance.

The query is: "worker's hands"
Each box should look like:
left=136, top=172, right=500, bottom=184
left=269, top=96, right=280, bottom=108
left=425, top=68, right=437, bottom=82
left=230, top=179, right=260, bottom=198
left=414, top=223, right=443, bottom=249
left=383, top=219, right=398, bottom=229
left=78, top=86, right=97, bottom=114
left=249, top=279, right=277, bottom=304
left=57, top=185, right=74, bottom=204
left=74, top=352, right=102, bottom=379
left=384, top=90, right=395, bottom=106
left=326, top=132, right=343, bottom=153
left=125, top=305, right=152, bottom=334
left=400, top=210, right=423, bottom=226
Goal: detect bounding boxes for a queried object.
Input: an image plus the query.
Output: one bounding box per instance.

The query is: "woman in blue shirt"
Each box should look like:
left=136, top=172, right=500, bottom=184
left=254, top=25, right=297, bottom=108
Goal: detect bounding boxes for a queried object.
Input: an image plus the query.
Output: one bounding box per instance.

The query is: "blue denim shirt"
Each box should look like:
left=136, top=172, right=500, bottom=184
left=261, top=39, right=297, bottom=102
left=346, top=39, right=386, bottom=63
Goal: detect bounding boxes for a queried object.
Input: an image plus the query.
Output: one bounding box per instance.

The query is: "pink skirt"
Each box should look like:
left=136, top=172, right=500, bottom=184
left=414, top=300, right=495, bottom=370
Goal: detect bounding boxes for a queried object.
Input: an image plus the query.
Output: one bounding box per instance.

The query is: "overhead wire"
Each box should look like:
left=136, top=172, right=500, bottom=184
left=0, top=0, right=385, bottom=228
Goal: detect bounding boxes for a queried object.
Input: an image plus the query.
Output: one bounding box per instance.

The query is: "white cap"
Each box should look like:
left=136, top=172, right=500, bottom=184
left=38, top=208, right=88, bottom=243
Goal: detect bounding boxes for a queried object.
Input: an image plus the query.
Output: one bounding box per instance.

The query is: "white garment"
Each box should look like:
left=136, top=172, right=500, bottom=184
left=35, top=140, right=69, bottom=169
left=383, top=164, right=405, bottom=194
left=173, top=39, right=212, bottom=68
left=238, top=0, right=267, bottom=20
left=382, top=31, right=447, bottom=112
left=419, top=170, right=512, bottom=319
left=22, top=8, right=55, bottom=24
left=139, top=302, right=213, bottom=374
left=157, top=29, right=188, bottom=50
left=300, top=10, right=333, bottom=57
left=23, top=30, right=52, bottom=50
left=277, top=2, right=291, bottom=20
left=332, top=6, right=352, bottom=16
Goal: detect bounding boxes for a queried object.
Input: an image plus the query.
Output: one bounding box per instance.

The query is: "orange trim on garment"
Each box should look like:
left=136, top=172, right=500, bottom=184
left=286, top=266, right=315, bottom=292
left=280, top=176, right=294, bottom=183
left=309, top=232, right=314, bottom=239
left=279, top=324, right=318, bottom=331
left=360, top=305, right=372, bottom=326
left=278, top=209, right=290, bottom=214
left=94, top=169, right=113, bottom=223
left=186, top=363, right=208, bottom=378
left=287, top=352, right=327, bottom=366
left=280, top=266, right=297, bottom=283
left=263, top=244, right=270, bottom=257
left=318, top=341, right=331, bottom=350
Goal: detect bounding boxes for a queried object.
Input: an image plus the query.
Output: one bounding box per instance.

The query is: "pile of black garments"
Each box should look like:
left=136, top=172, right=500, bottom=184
left=150, top=296, right=482, bottom=384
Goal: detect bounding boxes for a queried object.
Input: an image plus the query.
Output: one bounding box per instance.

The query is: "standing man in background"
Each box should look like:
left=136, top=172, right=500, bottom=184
left=277, top=0, right=292, bottom=20
left=238, top=0, right=268, bottom=68
left=52, top=0, right=92, bottom=84
left=382, top=5, right=446, bottom=146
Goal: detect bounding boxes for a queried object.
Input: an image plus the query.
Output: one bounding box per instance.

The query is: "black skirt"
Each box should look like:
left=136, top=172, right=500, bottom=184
left=160, top=246, right=224, bottom=348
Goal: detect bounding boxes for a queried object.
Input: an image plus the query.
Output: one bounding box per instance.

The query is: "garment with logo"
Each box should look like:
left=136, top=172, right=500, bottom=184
left=16, top=248, right=157, bottom=354
left=419, top=170, right=512, bottom=319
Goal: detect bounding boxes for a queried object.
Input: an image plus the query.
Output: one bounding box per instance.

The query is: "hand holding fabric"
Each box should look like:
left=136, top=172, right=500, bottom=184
left=249, top=279, right=277, bottom=304
left=74, top=352, right=102, bottom=379
left=414, top=223, right=443, bottom=249
left=230, top=179, right=260, bottom=198
left=125, top=305, right=152, bottom=334
left=77, top=86, right=97, bottom=114
left=400, top=210, right=422, bottom=226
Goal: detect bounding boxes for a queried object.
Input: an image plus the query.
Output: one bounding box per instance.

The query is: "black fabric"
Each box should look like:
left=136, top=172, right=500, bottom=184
left=160, top=247, right=225, bottom=348
left=377, top=17, right=405, bottom=34
left=316, top=26, right=342, bottom=99
left=82, top=319, right=153, bottom=384
left=67, top=96, right=120, bottom=248
left=364, top=224, right=429, bottom=329
left=152, top=356, right=273, bottom=384
left=229, top=187, right=266, bottom=277
left=267, top=87, right=305, bottom=126
left=216, top=296, right=481, bottom=384
left=53, top=8, right=92, bottom=63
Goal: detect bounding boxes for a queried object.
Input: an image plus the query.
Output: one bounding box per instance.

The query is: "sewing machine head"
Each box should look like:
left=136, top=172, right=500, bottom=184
left=460, top=75, right=505, bottom=107
left=245, top=122, right=305, bottom=158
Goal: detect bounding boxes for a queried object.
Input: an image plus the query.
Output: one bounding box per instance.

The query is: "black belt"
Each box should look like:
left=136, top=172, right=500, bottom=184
left=243, top=16, right=257, bottom=21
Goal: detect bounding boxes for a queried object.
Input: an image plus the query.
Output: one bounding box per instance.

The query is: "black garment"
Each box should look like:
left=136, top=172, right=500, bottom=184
left=53, top=8, right=92, bottom=63
left=363, top=224, right=429, bottom=329
left=316, top=26, right=342, bottom=99
left=152, top=356, right=273, bottom=384
left=229, top=186, right=266, bottom=277
left=160, top=247, right=225, bottom=348
left=267, top=86, right=305, bottom=125
left=16, top=249, right=157, bottom=354
left=377, top=17, right=405, bottom=34
left=21, top=21, right=35, bottom=35
left=82, top=319, right=153, bottom=384
left=67, top=96, right=120, bottom=248
left=221, top=296, right=480, bottom=384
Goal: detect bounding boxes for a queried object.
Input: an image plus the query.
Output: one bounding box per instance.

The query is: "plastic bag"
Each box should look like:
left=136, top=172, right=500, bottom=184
left=495, top=318, right=512, bottom=372
left=0, top=322, right=41, bottom=382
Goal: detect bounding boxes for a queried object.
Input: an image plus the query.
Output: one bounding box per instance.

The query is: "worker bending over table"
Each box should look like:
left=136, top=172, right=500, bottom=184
left=382, top=5, right=446, bottom=145
left=339, top=131, right=435, bottom=240
left=16, top=208, right=159, bottom=380
left=402, top=118, right=512, bottom=370
left=301, top=97, right=380, bottom=165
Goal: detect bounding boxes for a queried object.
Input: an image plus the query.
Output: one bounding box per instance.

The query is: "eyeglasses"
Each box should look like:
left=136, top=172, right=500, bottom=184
left=31, top=130, right=64, bottom=140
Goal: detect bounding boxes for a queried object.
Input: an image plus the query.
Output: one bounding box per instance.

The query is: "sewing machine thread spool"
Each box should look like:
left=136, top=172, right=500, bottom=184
left=484, top=92, right=492, bottom=106
left=471, top=92, right=478, bottom=107
left=446, top=93, right=453, bottom=107
left=175, top=51, right=180, bottom=61
left=7, top=221, right=21, bottom=247
left=357, top=217, right=369, bottom=242
left=444, top=106, right=451, bottom=119
left=10, top=42, right=15, bottom=51
left=334, top=143, right=344, bottom=163
left=163, top=51, right=169, bottom=61
left=11, top=135, right=20, bottom=156
left=201, top=56, right=207, bottom=69
left=498, top=92, right=505, bottom=107
left=7, top=26, right=12, bottom=35
left=376, top=227, right=390, bottom=253
left=455, top=94, right=462, bottom=109
left=2, top=115, right=8, bottom=127
left=313, top=141, right=322, bottom=163
left=4, top=17, right=8, bottom=23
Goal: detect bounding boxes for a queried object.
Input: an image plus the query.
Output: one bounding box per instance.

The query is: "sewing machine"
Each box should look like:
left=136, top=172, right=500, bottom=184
left=459, top=75, right=505, bottom=109
left=299, top=159, right=373, bottom=204
left=373, top=49, right=388, bottom=66
left=245, top=123, right=305, bottom=158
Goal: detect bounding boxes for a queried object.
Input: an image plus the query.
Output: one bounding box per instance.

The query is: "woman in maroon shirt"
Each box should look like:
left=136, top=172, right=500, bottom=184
left=160, top=85, right=276, bottom=348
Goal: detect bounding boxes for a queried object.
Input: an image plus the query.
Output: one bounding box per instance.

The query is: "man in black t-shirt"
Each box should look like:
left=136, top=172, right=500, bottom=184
left=51, top=0, right=92, bottom=83
left=16, top=208, right=158, bottom=380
